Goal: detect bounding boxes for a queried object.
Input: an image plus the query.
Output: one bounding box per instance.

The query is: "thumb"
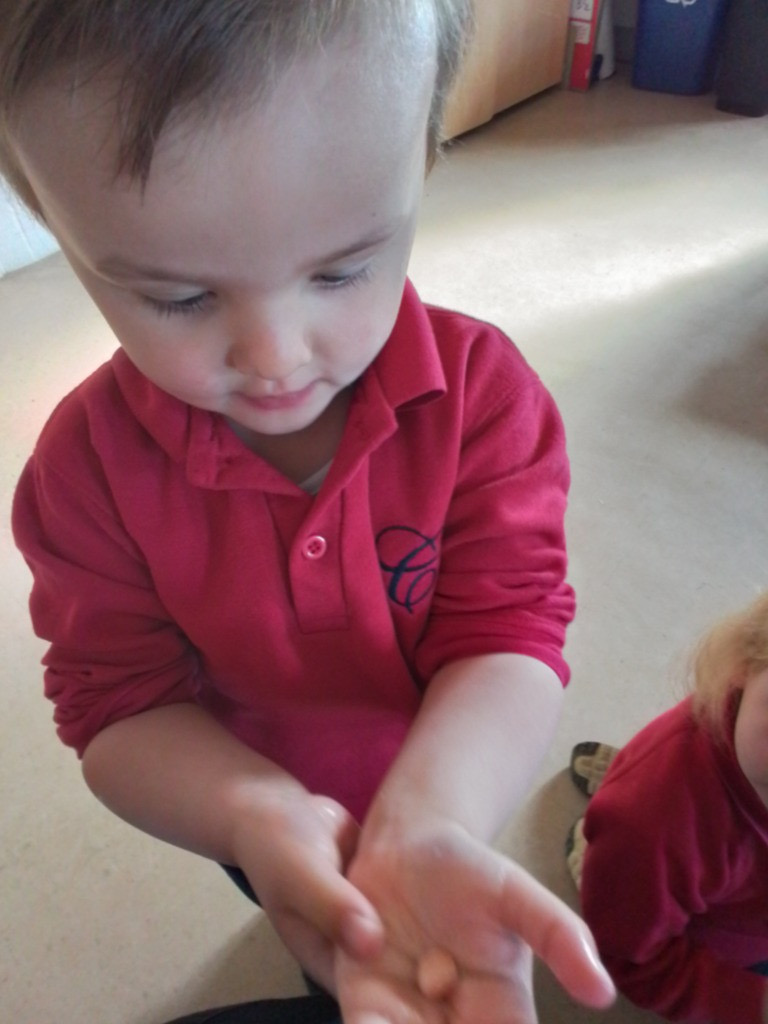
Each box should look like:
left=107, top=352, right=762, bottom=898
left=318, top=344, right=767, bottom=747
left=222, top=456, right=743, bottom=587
left=498, top=861, right=616, bottom=1008
left=297, top=859, right=384, bottom=960
left=292, top=798, right=386, bottom=959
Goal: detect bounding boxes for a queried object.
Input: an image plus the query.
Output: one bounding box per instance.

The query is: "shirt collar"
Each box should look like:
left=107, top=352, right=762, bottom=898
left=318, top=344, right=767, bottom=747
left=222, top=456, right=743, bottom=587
left=111, top=278, right=446, bottom=489
left=372, top=279, right=447, bottom=409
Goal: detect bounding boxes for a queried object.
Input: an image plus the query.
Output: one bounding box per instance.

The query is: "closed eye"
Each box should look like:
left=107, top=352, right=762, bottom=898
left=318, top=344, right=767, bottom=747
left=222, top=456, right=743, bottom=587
left=314, top=265, right=373, bottom=290
left=143, top=292, right=212, bottom=317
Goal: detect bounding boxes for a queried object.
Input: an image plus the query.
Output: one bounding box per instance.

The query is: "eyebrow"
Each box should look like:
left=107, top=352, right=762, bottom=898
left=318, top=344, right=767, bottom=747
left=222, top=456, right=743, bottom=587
left=95, top=225, right=401, bottom=284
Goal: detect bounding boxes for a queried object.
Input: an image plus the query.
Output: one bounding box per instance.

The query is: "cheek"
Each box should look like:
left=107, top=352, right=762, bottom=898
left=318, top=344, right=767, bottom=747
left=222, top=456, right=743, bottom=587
left=340, top=273, right=408, bottom=359
left=343, top=307, right=396, bottom=370
left=77, top=280, right=221, bottom=384
left=734, top=696, right=768, bottom=783
left=119, top=329, right=222, bottom=397
left=315, top=299, right=387, bottom=370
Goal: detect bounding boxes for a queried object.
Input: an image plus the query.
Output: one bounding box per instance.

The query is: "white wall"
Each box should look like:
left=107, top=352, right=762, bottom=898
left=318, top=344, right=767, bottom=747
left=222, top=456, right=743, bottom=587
left=0, top=177, right=59, bottom=277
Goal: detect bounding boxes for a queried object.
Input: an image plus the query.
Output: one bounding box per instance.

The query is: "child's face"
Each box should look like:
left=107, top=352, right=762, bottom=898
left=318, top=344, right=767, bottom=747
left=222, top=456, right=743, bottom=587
left=734, top=666, right=768, bottom=805
left=13, top=33, right=434, bottom=443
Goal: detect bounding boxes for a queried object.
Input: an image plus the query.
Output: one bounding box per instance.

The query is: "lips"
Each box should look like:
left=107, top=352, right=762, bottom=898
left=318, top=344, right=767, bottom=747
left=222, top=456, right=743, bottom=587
left=238, top=381, right=317, bottom=412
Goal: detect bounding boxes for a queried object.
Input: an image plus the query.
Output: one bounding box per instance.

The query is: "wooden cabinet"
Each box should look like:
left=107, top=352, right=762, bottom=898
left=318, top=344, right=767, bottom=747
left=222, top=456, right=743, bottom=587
left=443, top=0, right=572, bottom=139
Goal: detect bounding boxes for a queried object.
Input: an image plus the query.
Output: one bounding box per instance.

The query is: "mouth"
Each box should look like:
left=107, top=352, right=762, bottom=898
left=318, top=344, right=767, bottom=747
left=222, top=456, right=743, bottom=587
left=237, top=381, right=317, bottom=412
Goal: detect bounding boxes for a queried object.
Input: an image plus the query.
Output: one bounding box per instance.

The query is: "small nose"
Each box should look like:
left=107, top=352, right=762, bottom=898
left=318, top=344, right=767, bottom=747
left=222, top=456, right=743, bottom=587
left=226, top=301, right=311, bottom=382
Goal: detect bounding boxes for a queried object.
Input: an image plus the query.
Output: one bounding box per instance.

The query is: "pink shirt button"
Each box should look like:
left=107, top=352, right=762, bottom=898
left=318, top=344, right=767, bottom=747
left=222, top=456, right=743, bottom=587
left=302, top=535, right=327, bottom=560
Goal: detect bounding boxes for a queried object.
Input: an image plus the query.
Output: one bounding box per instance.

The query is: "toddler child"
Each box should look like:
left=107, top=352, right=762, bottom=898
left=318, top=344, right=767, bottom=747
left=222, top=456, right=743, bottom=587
left=567, top=591, right=768, bottom=1024
left=2, top=2, right=615, bottom=1022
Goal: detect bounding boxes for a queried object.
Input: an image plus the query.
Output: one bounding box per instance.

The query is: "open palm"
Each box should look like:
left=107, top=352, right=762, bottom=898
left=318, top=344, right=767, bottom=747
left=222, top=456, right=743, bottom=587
left=335, top=822, right=614, bottom=1024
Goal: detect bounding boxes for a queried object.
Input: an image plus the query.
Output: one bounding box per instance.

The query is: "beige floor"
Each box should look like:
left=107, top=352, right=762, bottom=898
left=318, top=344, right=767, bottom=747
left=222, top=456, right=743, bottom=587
left=2, top=67, right=768, bottom=1024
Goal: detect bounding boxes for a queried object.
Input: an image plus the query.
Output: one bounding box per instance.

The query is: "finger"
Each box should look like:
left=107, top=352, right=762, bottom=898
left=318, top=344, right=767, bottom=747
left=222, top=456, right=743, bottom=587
left=296, top=855, right=385, bottom=959
left=339, top=901, right=387, bottom=959
left=261, top=842, right=384, bottom=960
left=273, top=914, right=338, bottom=996
left=313, top=795, right=363, bottom=873
left=262, top=797, right=384, bottom=959
left=497, top=861, right=615, bottom=1008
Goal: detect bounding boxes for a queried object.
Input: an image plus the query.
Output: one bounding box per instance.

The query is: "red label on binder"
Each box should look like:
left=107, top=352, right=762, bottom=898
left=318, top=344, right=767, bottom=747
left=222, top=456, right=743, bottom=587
left=566, top=0, right=602, bottom=91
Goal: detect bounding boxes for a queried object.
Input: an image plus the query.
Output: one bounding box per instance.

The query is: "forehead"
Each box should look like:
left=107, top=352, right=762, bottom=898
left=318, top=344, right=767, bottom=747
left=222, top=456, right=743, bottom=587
left=12, top=31, right=435, bottom=274
left=16, top=21, right=435, bottom=176
left=13, top=11, right=437, bottom=178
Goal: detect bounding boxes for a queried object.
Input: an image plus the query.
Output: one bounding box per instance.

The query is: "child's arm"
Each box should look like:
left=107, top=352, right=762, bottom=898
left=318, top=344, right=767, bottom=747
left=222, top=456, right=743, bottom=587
left=335, top=652, right=616, bottom=1024
left=81, top=702, right=384, bottom=990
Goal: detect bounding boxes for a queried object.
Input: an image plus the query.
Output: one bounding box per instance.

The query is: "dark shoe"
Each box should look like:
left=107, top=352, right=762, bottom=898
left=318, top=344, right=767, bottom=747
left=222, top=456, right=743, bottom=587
left=565, top=816, right=587, bottom=891
left=569, top=741, right=619, bottom=797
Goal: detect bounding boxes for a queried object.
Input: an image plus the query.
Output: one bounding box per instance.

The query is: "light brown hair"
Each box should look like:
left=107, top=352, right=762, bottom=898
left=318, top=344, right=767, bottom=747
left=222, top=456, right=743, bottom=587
left=0, top=0, right=473, bottom=214
left=690, top=591, right=768, bottom=741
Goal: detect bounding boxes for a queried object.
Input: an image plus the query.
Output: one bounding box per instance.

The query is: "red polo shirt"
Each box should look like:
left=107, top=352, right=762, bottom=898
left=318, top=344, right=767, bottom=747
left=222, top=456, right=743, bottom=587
left=581, top=697, right=768, bottom=1024
left=13, top=282, right=574, bottom=820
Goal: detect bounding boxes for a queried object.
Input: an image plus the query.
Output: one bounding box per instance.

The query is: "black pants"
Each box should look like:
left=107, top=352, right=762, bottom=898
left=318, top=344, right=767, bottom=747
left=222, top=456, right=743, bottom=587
left=162, top=993, right=341, bottom=1024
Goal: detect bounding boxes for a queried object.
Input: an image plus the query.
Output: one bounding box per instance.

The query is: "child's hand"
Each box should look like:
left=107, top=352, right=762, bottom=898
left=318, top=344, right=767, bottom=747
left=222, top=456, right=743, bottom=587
left=232, top=792, right=384, bottom=992
left=334, top=820, right=616, bottom=1024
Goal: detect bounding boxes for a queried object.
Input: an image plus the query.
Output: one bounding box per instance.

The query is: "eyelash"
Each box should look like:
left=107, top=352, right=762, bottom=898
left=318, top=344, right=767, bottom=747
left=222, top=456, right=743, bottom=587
left=316, top=265, right=373, bottom=290
left=142, top=266, right=373, bottom=318
left=143, top=293, right=210, bottom=318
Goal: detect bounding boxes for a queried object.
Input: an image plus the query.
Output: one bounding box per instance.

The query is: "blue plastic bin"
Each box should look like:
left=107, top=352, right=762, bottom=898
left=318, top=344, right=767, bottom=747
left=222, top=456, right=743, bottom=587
left=632, top=0, right=732, bottom=95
